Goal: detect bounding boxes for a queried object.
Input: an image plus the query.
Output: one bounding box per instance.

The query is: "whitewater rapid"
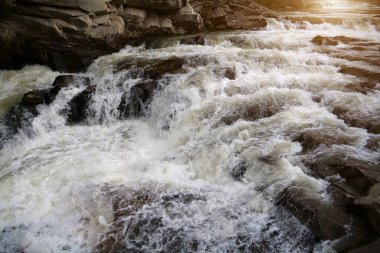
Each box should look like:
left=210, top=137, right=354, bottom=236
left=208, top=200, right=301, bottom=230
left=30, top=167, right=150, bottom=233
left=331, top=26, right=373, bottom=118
left=0, top=10, right=379, bottom=253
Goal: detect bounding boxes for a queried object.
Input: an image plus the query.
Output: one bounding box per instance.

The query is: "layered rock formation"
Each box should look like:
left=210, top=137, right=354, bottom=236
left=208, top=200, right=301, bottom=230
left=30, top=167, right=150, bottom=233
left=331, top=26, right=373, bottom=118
left=190, top=0, right=275, bottom=30
left=0, top=0, right=203, bottom=72
left=0, top=0, right=275, bottom=72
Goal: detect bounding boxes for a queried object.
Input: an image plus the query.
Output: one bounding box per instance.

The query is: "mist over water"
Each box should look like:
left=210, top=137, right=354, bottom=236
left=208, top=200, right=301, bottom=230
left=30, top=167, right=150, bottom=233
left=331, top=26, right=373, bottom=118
left=0, top=2, right=379, bottom=252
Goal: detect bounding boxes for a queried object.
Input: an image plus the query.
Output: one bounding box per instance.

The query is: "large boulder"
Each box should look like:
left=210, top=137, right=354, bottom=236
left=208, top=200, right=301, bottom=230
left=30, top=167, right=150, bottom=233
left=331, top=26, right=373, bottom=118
left=171, top=4, right=204, bottom=32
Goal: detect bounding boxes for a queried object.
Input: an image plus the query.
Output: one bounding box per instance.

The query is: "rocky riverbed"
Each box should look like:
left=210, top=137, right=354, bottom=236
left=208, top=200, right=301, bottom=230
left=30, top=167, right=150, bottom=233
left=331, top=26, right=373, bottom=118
left=0, top=1, right=380, bottom=253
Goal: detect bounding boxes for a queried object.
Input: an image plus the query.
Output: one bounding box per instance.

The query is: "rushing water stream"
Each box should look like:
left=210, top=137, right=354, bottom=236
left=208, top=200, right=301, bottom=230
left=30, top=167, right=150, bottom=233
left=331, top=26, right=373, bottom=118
left=0, top=1, right=380, bottom=253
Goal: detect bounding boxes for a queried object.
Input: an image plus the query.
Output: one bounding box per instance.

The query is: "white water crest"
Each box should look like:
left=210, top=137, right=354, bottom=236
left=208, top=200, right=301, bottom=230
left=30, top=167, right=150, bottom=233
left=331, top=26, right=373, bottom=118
left=0, top=8, right=379, bottom=253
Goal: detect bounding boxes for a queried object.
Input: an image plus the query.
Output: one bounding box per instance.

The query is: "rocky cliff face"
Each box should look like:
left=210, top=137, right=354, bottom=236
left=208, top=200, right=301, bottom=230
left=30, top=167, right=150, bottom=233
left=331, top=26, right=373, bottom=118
left=0, top=0, right=204, bottom=72
left=190, top=0, right=275, bottom=30
left=0, top=0, right=275, bottom=73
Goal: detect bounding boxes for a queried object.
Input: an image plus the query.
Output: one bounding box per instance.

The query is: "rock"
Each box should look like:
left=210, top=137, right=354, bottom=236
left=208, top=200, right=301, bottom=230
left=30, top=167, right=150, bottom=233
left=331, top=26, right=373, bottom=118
left=312, top=35, right=363, bottom=47
left=229, top=161, right=247, bottom=180
left=291, top=128, right=359, bottom=152
left=115, top=57, right=187, bottom=78
left=331, top=106, right=380, bottom=135
left=256, top=0, right=320, bottom=10
left=189, top=0, right=274, bottom=31
left=366, top=136, right=380, bottom=151
left=19, top=0, right=110, bottom=13
left=21, top=75, right=92, bottom=107
left=96, top=186, right=205, bottom=253
left=207, top=6, right=227, bottom=25
left=180, top=35, right=205, bottom=45
left=122, top=7, right=147, bottom=29
left=118, top=80, right=158, bottom=118
left=146, top=58, right=187, bottom=79
left=312, top=35, right=339, bottom=46
left=123, top=0, right=187, bottom=11
left=305, top=152, right=380, bottom=195
left=3, top=104, right=39, bottom=139
left=52, top=75, right=91, bottom=89
left=22, top=90, right=46, bottom=105
left=67, top=85, right=96, bottom=124
left=171, top=4, right=204, bottom=32
left=339, top=66, right=380, bottom=81
left=368, top=203, right=380, bottom=233
left=348, top=238, right=380, bottom=253
left=278, top=186, right=371, bottom=252
left=213, top=67, right=236, bottom=80
left=0, top=1, right=276, bottom=71
left=0, top=0, right=206, bottom=72
left=141, top=13, right=175, bottom=35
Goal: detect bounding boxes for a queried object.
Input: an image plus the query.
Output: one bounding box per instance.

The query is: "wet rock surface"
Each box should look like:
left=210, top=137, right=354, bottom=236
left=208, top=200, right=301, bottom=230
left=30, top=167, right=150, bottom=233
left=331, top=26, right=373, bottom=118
left=96, top=186, right=206, bottom=253
left=275, top=143, right=380, bottom=252
left=66, top=85, right=97, bottom=125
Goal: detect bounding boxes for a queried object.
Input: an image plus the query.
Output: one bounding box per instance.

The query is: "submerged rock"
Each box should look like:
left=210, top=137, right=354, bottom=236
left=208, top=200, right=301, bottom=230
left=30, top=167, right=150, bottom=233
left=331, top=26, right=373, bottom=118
left=96, top=186, right=205, bottom=253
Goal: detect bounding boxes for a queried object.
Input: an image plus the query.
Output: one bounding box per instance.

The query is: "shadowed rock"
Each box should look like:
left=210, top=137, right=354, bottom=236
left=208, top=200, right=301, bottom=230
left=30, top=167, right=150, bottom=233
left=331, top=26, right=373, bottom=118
left=331, top=106, right=380, bottom=134
left=118, top=80, right=158, bottom=118
left=66, top=85, right=96, bottom=124
left=180, top=35, right=205, bottom=45
left=277, top=185, right=373, bottom=252
left=305, top=152, right=379, bottom=195
left=22, top=90, right=47, bottom=106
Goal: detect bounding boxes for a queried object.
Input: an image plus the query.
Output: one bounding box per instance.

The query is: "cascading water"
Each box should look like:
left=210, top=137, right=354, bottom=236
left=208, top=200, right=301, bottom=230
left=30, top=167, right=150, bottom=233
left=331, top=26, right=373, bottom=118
left=0, top=2, right=379, bottom=253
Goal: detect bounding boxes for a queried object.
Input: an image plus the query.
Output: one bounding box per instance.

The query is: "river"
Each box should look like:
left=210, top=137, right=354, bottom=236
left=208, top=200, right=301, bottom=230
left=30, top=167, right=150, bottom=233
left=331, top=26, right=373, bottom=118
left=0, top=1, right=379, bottom=252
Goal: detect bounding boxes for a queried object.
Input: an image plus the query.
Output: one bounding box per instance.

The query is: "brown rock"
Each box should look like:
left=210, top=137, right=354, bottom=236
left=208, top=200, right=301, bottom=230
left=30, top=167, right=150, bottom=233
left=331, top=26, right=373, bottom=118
left=180, top=35, right=205, bottom=45
left=278, top=186, right=371, bottom=252
left=213, top=67, right=236, bottom=80
left=312, top=35, right=339, bottom=46
left=305, top=152, right=380, bottom=195
left=22, top=90, right=46, bottom=105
